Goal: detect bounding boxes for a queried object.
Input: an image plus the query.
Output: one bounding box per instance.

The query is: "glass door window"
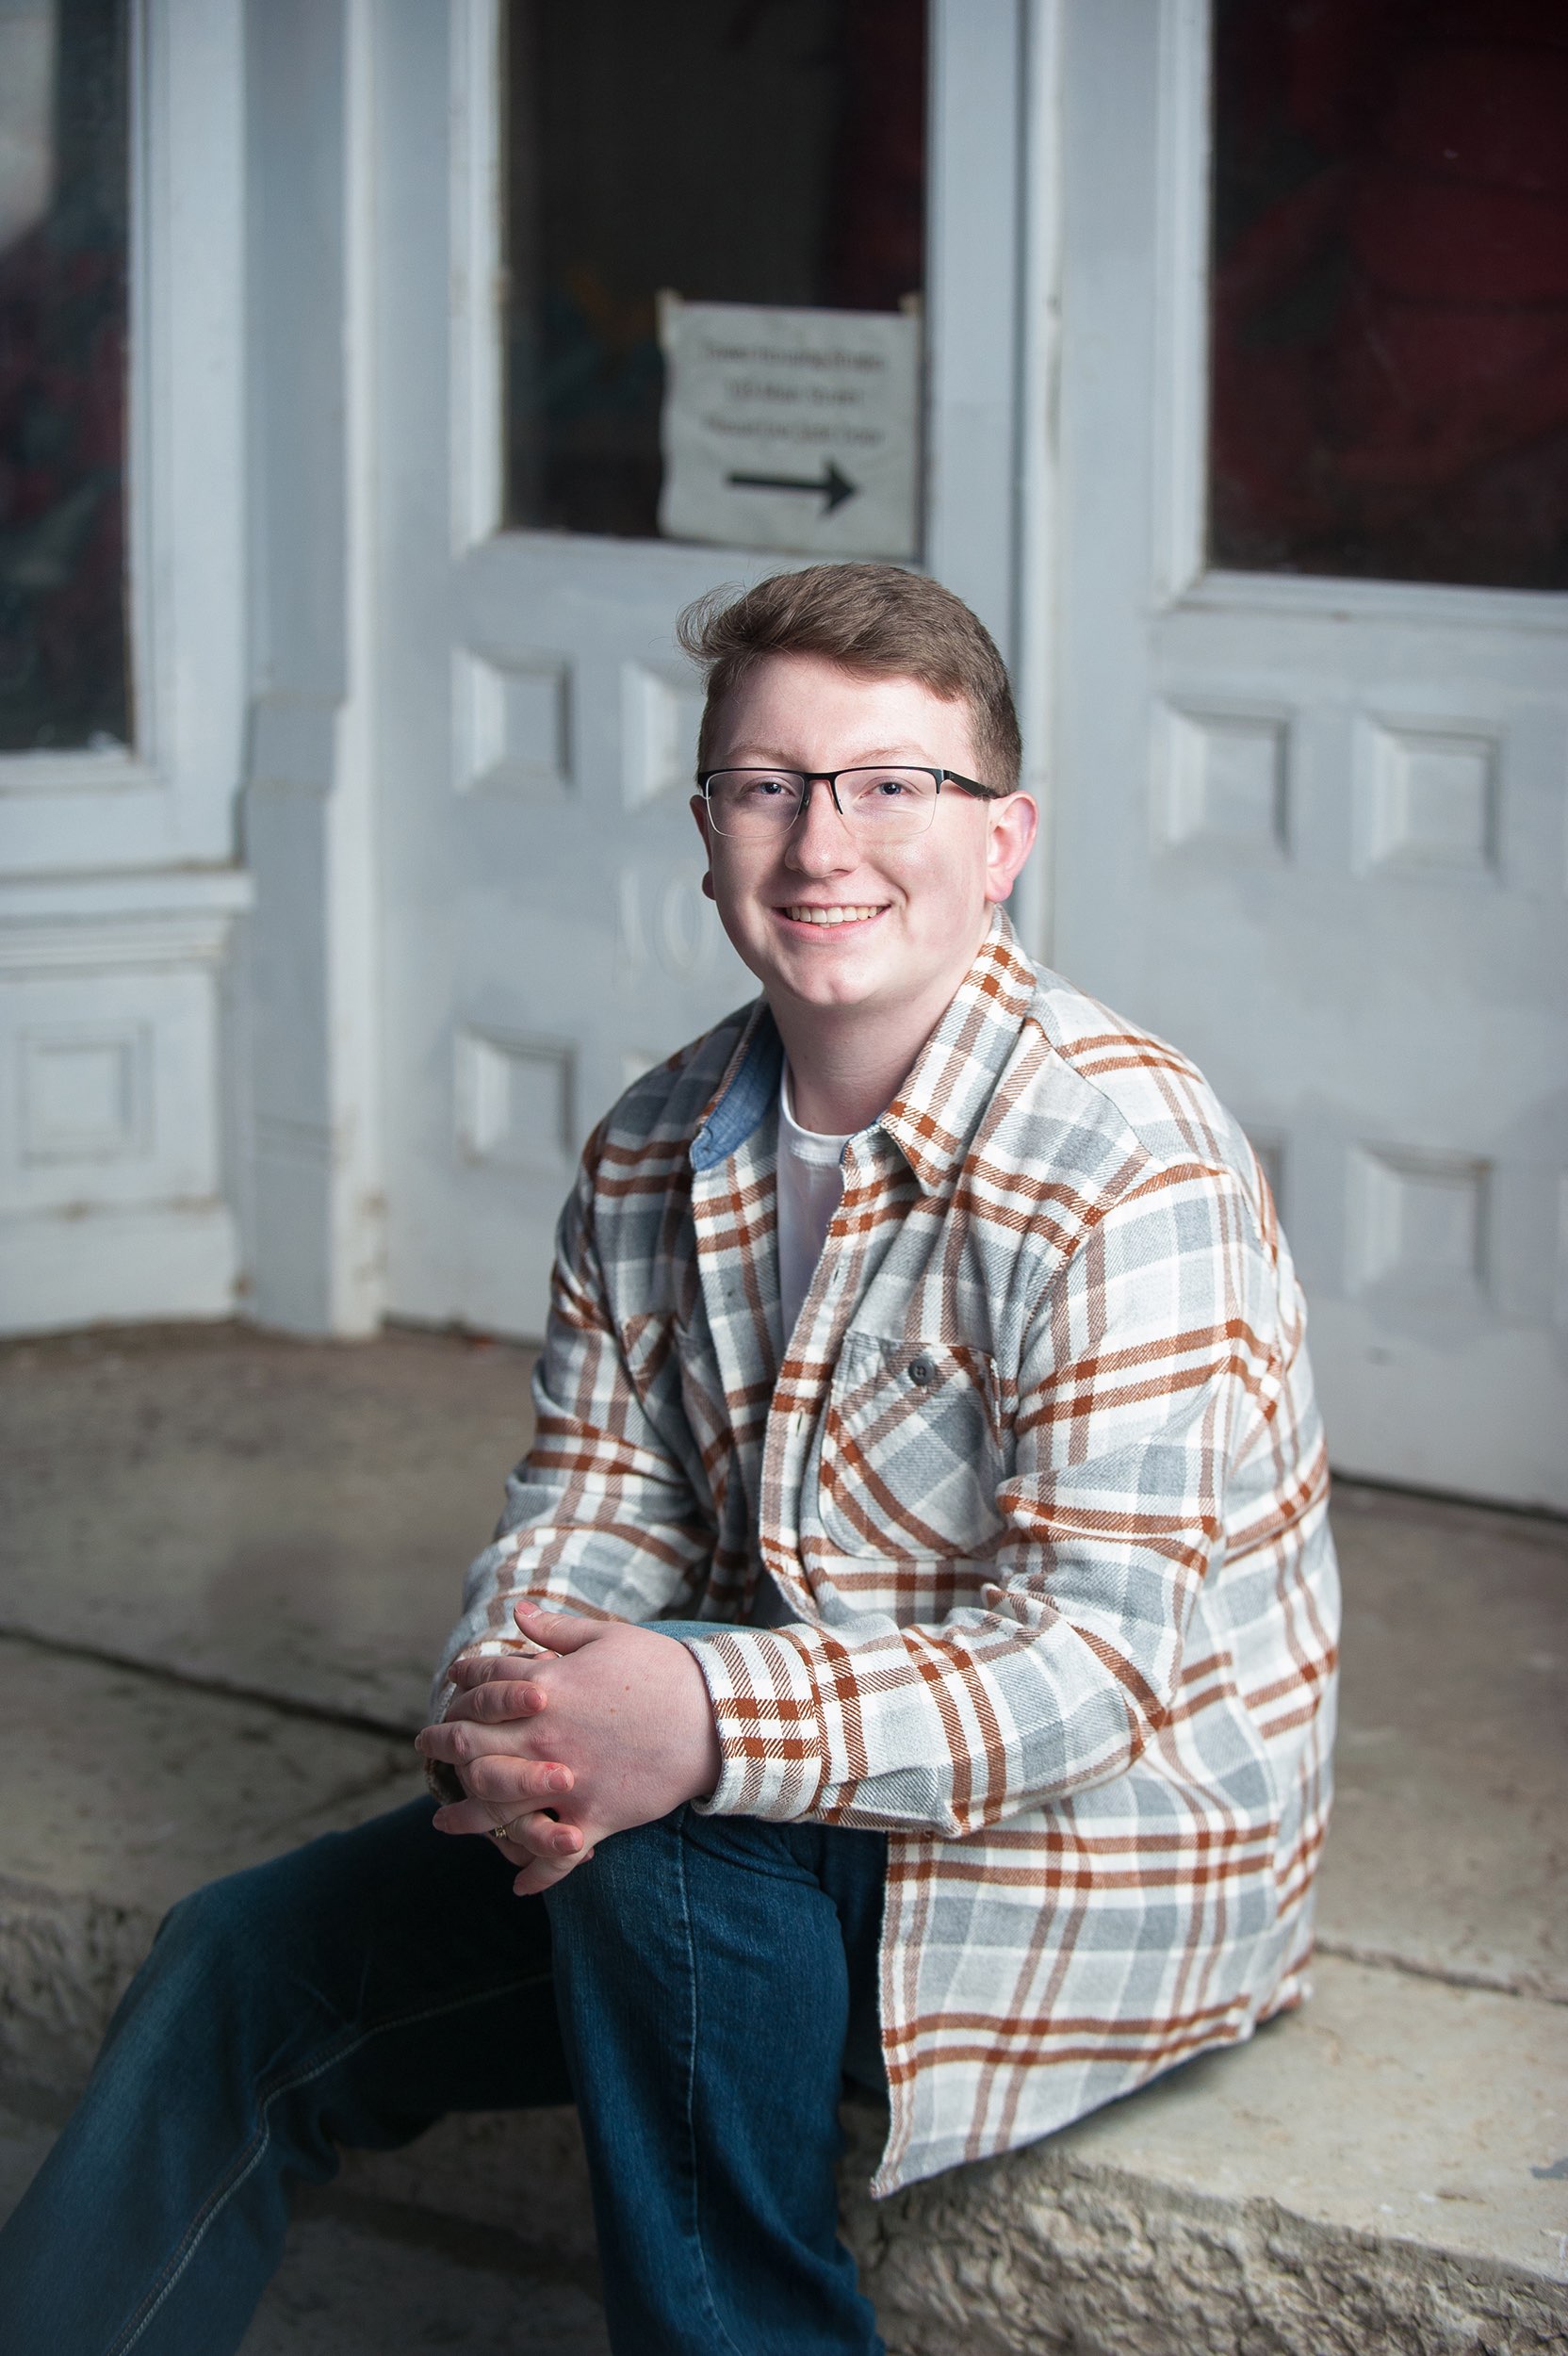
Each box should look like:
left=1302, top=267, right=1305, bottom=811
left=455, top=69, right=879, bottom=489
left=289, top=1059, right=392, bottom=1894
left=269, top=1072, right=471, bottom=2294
left=1208, top=0, right=1568, bottom=591
left=0, top=0, right=130, bottom=749
left=502, top=0, right=926, bottom=542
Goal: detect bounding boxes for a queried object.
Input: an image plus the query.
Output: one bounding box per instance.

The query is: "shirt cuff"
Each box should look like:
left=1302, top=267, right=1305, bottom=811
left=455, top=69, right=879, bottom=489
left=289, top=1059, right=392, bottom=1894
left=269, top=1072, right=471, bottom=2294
left=679, top=1625, right=833, bottom=1820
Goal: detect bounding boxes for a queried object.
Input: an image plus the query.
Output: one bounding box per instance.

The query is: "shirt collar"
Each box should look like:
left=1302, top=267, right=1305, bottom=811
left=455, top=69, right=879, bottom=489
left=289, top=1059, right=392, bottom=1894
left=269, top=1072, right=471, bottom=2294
left=689, top=908, right=1037, bottom=1188
left=879, top=908, right=1038, bottom=1195
left=690, top=1000, right=783, bottom=1173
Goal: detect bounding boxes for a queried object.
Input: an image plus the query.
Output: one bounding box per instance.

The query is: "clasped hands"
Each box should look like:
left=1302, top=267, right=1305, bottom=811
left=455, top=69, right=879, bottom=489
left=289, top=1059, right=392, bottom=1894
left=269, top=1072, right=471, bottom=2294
left=414, top=1601, right=723, bottom=1895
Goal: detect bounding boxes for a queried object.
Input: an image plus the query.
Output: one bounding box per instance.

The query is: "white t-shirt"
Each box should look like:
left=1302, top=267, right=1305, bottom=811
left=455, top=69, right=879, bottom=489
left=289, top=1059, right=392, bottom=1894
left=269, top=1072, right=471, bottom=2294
left=776, top=1062, right=852, bottom=1344
left=749, top=1065, right=853, bottom=1628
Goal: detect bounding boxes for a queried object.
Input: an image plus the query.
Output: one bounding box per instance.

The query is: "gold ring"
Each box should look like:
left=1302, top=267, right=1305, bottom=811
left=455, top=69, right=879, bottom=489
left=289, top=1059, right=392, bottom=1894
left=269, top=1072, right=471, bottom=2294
left=488, top=1820, right=519, bottom=1843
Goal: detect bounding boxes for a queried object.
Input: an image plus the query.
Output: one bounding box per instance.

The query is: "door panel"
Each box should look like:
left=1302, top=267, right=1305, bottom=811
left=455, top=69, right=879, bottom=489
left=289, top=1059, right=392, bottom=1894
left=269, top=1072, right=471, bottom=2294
left=373, top=0, right=1021, bottom=1339
left=1054, top=1, right=1568, bottom=1508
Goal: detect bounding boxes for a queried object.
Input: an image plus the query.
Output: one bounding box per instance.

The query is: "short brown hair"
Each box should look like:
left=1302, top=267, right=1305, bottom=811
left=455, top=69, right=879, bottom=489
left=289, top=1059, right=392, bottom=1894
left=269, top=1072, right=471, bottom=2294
left=677, top=563, right=1022, bottom=791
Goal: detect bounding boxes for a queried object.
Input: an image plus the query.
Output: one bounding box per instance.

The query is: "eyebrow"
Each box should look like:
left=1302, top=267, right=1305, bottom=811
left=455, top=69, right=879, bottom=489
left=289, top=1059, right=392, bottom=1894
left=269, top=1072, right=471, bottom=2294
left=716, top=744, right=933, bottom=768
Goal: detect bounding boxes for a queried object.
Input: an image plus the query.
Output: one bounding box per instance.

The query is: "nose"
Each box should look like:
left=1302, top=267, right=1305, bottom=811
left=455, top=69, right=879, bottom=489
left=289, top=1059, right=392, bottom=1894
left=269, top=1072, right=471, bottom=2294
left=785, top=776, right=857, bottom=872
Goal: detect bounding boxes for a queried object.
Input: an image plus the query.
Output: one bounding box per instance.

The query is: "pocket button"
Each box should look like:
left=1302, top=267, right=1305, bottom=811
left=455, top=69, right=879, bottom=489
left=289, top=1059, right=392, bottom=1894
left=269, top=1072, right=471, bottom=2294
left=908, top=1354, right=938, bottom=1388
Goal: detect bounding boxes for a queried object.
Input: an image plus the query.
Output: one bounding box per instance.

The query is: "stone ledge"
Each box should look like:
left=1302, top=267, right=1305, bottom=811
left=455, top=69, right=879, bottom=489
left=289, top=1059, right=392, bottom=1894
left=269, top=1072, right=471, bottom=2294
left=841, top=2126, right=1568, bottom=2356
left=0, top=1879, right=159, bottom=2096
left=836, top=1949, right=1568, bottom=2350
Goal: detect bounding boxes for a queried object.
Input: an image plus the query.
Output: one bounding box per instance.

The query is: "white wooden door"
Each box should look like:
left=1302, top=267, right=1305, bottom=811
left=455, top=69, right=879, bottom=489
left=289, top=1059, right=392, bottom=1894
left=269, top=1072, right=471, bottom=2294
left=1053, top=0, right=1568, bottom=1509
left=370, top=0, right=1026, bottom=1340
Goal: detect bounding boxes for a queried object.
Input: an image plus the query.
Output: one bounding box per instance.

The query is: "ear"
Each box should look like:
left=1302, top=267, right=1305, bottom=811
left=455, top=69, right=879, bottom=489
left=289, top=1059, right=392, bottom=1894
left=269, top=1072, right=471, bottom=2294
left=983, top=793, right=1038, bottom=904
left=691, top=793, right=718, bottom=900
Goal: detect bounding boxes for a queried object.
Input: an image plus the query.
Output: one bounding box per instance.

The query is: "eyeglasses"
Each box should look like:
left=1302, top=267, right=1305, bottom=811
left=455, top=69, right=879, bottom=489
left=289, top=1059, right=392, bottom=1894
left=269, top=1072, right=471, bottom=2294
left=698, top=766, right=1001, bottom=843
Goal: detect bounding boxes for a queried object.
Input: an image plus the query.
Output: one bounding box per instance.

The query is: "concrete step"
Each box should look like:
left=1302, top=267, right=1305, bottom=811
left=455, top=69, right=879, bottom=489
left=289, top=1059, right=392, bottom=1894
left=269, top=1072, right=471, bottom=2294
left=0, top=1636, right=1562, bottom=2356
left=837, top=1969, right=1568, bottom=2355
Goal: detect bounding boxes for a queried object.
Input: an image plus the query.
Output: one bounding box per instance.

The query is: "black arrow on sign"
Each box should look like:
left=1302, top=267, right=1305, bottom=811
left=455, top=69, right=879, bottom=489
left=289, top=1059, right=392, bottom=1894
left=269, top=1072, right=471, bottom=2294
left=726, top=459, right=858, bottom=515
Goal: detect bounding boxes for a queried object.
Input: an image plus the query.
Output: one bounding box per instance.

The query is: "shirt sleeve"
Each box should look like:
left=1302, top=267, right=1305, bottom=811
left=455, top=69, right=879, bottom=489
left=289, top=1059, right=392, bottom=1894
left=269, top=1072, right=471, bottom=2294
left=684, top=1159, right=1298, bottom=1836
left=429, top=1147, right=717, bottom=1726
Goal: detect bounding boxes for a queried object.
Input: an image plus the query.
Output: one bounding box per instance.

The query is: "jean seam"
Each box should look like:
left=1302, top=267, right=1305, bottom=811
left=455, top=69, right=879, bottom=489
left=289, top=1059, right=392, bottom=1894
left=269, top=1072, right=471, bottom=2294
left=674, top=1819, right=748, bottom=2356
left=105, top=1966, right=555, bottom=2356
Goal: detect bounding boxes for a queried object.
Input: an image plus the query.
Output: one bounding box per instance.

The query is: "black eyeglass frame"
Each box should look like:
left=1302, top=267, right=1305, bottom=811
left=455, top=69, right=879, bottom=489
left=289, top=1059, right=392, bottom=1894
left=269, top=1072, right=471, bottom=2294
left=696, top=765, right=1004, bottom=837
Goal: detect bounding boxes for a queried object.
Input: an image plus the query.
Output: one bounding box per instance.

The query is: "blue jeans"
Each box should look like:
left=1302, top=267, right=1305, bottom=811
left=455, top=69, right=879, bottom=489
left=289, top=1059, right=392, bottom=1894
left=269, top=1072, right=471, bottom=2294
left=0, top=1796, right=889, bottom=2355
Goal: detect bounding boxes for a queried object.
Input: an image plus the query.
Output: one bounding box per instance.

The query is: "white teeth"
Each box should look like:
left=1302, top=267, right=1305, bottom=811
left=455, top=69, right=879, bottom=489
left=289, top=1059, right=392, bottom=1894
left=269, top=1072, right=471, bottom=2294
left=788, top=905, right=878, bottom=925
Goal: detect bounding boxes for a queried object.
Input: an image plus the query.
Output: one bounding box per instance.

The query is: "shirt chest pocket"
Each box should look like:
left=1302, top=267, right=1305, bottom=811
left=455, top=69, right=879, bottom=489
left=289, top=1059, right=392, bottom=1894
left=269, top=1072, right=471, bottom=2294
left=817, top=1334, right=1006, bottom=1560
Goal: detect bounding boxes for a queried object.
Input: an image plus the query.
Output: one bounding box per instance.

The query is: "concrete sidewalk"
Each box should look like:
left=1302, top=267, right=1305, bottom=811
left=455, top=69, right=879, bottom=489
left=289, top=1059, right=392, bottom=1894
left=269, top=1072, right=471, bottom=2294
left=1, top=1324, right=1564, bottom=2352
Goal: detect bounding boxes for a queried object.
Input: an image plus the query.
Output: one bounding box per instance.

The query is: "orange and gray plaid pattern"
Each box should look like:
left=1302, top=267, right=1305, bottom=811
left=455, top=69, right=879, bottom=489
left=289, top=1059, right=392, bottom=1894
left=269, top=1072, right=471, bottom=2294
left=435, top=912, right=1340, bottom=2195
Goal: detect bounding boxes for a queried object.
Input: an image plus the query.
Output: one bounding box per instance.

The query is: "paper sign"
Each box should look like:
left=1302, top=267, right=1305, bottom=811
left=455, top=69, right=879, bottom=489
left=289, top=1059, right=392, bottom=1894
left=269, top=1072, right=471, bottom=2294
left=658, top=297, right=920, bottom=560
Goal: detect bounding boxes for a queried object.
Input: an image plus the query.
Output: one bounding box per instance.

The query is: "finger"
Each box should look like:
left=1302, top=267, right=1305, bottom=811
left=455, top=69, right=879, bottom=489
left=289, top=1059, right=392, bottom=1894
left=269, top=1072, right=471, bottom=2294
left=443, top=1677, right=548, bottom=1726
left=433, top=1793, right=515, bottom=1837
left=431, top=1777, right=576, bottom=1839
left=466, top=1807, right=586, bottom=1866
left=452, top=1816, right=575, bottom=1871
left=417, top=1716, right=552, bottom=1768
left=449, top=1648, right=546, bottom=1691
left=512, top=1600, right=604, bottom=1655
left=511, top=1843, right=596, bottom=1897
left=461, top=1753, right=574, bottom=1807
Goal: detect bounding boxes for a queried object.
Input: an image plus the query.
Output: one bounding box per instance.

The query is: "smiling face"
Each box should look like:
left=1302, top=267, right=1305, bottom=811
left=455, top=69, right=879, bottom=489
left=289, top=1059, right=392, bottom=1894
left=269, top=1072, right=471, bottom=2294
left=692, top=652, right=1036, bottom=1063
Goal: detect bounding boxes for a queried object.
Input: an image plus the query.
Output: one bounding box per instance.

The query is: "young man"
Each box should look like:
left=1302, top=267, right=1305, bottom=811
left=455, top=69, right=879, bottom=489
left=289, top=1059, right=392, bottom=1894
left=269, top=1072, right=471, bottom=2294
left=0, top=565, right=1338, bottom=2356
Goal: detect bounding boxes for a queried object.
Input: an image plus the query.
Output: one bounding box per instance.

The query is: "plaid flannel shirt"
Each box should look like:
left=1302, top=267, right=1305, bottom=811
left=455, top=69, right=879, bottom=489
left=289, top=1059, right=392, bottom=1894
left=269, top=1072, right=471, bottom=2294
left=435, top=911, right=1340, bottom=2195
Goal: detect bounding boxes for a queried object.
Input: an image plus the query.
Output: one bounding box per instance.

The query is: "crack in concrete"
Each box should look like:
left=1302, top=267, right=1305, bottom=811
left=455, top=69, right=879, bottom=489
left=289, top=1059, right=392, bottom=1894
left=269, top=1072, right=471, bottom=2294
left=1315, top=1934, right=1568, bottom=2009
left=0, top=1622, right=419, bottom=1743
